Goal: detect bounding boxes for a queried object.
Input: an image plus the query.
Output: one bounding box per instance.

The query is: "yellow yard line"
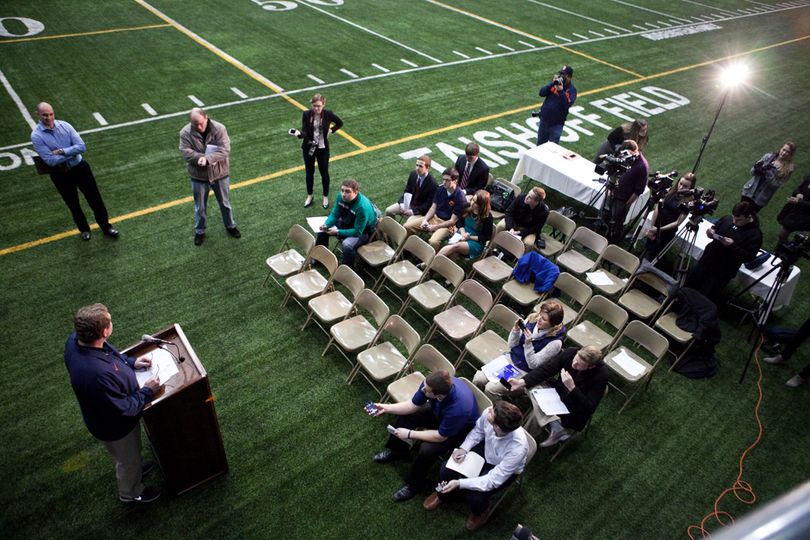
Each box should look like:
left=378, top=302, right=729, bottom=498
left=0, top=24, right=171, bottom=44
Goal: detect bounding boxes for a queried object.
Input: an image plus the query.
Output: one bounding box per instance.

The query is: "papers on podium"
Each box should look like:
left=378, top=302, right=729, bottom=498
left=306, top=216, right=328, bottom=233
left=531, top=387, right=570, bottom=416
left=135, top=348, right=180, bottom=387
left=445, top=451, right=486, bottom=478
left=481, top=354, right=524, bottom=384
left=611, top=349, right=646, bottom=377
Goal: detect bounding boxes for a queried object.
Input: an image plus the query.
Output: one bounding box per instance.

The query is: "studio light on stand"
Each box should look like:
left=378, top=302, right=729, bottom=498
left=691, top=63, right=749, bottom=174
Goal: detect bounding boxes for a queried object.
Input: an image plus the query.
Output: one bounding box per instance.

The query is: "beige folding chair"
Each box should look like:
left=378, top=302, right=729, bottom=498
left=398, top=255, right=464, bottom=324
left=566, top=295, right=628, bottom=352
left=484, top=428, right=537, bottom=524
left=357, top=217, right=407, bottom=282
left=550, top=386, right=607, bottom=462
left=383, top=344, right=455, bottom=403
left=262, top=224, right=315, bottom=289
left=489, top=178, right=522, bottom=220
left=501, top=278, right=544, bottom=311
left=603, top=321, right=669, bottom=414
left=534, top=272, right=592, bottom=328
left=302, top=265, right=365, bottom=335
left=322, top=289, right=390, bottom=367
left=469, top=231, right=525, bottom=303
left=348, top=314, right=420, bottom=398
left=425, top=280, right=493, bottom=354
left=281, top=245, right=338, bottom=310
left=585, top=244, right=640, bottom=298
left=556, top=226, right=609, bottom=276
left=460, top=376, right=493, bottom=414
left=455, top=303, right=520, bottom=371
left=654, top=301, right=696, bottom=372
left=538, top=211, right=576, bottom=261
left=374, top=235, right=435, bottom=303
left=618, top=272, right=672, bottom=321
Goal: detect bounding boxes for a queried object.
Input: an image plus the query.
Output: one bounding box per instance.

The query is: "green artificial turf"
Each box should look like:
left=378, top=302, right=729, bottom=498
left=1, top=1, right=810, bottom=539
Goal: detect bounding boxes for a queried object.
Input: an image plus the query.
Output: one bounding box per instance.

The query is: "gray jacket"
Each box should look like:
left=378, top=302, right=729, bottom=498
left=179, top=119, right=230, bottom=182
left=741, top=152, right=793, bottom=208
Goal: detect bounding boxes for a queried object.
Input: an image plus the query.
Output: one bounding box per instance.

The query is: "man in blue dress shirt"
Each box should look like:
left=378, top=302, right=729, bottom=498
left=31, top=103, right=118, bottom=241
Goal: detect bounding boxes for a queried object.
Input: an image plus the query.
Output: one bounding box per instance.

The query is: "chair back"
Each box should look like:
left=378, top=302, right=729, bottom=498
left=601, top=244, right=640, bottom=277
left=309, top=245, right=339, bottom=276
left=564, top=226, right=609, bottom=256
left=583, top=295, right=628, bottom=333
left=486, top=173, right=494, bottom=187
left=495, top=178, right=522, bottom=197
left=521, top=427, right=537, bottom=464
left=374, top=314, right=420, bottom=357
left=400, top=234, right=435, bottom=268
left=376, top=216, right=408, bottom=251
left=354, top=289, right=390, bottom=327
left=285, top=224, right=316, bottom=256
left=488, top=230, right=525, bottom=261
left=460, top=376, right=493, bottom=414
left=620, top=320, right=669, bottom=360
left=544, top=210, right=576, bottom=240
left=427, top=255, right=465, bottom=290
left=330, top=265, right=365, bottom=301
left=411, top=344, right=455, bottom=376
left=540, top=272, right=593, bottom=326
left=484, top=303, right=520, bottom=335
left=455, top=280, right=494, bottom=315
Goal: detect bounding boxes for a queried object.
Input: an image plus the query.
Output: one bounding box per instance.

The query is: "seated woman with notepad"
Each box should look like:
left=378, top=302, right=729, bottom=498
left=472, top=302, right=565, bottom=401
left=435, top=190, right=493, bottom=262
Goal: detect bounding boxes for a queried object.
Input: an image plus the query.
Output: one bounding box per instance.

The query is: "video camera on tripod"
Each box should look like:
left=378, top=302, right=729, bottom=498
left=677, top=187, right=719, bottom=218
left=647, top=171, right=676, bottom=202
left=775, top=233, right=810, bottom=265
left=594, top=148, right=637, bottom=178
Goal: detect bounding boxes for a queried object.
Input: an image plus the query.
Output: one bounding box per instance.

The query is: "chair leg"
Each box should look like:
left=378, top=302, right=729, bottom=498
left=346, top=363, right=361, bottom=384
left=322, top=337, right=335, bottom=357
left=397, top=297, right=411, bottom=316
left=281, top=289, right=293, bottom=307
left=301, top=311, right=315, bottom=331
left=261, top=270, right=272, bottom=288
left=550, top=435, right=574, bottom=462
left=668, top=341, right=695, bottom=372
left=454, top=348, right=469, bottom=370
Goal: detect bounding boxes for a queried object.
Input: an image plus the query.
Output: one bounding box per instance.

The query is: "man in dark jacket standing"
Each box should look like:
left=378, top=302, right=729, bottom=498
left=64, top=304, right=162, bottom=503
left=684, top=201, right=763, bottom=302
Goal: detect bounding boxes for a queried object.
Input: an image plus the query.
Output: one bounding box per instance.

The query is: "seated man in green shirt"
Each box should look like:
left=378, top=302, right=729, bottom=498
left=315, top=179, right=376, bottom=270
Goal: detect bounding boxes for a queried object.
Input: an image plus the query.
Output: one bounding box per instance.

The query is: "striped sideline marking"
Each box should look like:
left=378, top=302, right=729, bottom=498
left=4, top=34, right=808, bottom=258
left=0, top=24, right=171, bottom=44
left=0, top=68, right=36, bottom=129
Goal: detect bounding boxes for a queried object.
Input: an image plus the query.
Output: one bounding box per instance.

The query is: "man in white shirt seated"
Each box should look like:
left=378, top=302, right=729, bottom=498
left=422, top=401, right=528, bottom=531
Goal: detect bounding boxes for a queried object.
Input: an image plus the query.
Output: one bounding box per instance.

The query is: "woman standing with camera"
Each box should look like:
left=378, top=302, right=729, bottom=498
left=594, top=118, right=649, bottom=164
left=741, top=141, right=796, bottom=212
left=289, top=94, right=343, bottom=209
left=644, top=173, right=696, bottom=261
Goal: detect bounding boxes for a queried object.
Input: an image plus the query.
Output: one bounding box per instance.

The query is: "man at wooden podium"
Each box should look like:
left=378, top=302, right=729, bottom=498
left=64, top=303, right=162, bottom=503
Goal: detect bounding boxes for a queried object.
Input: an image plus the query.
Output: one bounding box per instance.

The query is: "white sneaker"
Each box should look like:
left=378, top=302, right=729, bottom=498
left=539, top=429, right=571, bottom=448
left=785, top=375, right=806, bottom=388
left=763, top=354, right=786, bottom=365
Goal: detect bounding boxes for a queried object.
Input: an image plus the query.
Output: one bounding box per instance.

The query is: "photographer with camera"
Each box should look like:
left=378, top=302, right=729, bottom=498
left=775, top=173, right=810, bottom=250
left=605, top=140, right=648, bottom=244
left=593, top=118, right=649, bottom=165
left=683, top=201, right=763, bottom=302
left=741, top=141, right=796, bottom=213
left=535, top=65, right=576, bottom=145
left=643, top=173, right=696, bottom=261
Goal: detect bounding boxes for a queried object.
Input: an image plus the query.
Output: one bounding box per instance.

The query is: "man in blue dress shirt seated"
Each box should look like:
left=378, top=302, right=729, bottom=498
left=423, top=401, right=528, bottom=531
left=368, top=371, right=479, bottom=502
left=31, top=102, right=118, bottom=241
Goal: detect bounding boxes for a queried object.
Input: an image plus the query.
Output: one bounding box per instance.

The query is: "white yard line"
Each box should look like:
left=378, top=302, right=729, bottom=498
left=453, top=50, right=470, bottom=58
left=340, top=68, right=359, bottom=78
left=231, top=87, right=248, bottom=98
left=401, top=59, right=418, bottom=67
left=371, top=63, right=390, bottom=72
left=307, top=74, right=325, bottom=84
left=498, top=43, right=515, bottom=51
left=475, top=47, right=493, bottom=55
left=523, top=0, right=631, bottom=32
left=141, top=103, right=158, bottom=116
left=188, top=95, right=204, bottom=106
left=0, top=68, right=36, bottom=130
left=92, top=112, right=109, bottom=126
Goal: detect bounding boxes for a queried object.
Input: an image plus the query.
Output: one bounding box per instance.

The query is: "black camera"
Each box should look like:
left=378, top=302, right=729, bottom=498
left=647, top=171, right=676, bottom=201
left=677, top=188, right=719, bottom=217
left=531, top=111, right=541, bottom=118
left=553, top=76, right=564, bottom=86
left=775, top=233, right=810, bottom=264
left=753, top=158, right=774, bottom=175
left=594, top=149, right=636, bottom=178
left=308, top=140, right=318, bottom=147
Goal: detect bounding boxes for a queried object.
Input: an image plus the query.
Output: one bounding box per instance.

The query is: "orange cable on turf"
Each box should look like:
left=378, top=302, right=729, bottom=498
left=687, top=335, right=765, bottom=538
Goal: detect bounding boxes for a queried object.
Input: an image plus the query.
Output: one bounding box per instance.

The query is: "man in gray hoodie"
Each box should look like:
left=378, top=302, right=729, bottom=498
left=179, top=108, right=240, bottom=245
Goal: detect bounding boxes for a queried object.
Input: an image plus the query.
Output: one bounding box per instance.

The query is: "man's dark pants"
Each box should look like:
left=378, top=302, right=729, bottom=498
left=50, top=160, right=111, bottom=233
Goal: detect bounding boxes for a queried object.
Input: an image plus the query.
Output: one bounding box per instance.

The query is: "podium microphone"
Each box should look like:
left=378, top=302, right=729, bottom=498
left=142, top=334, right=172, bottom=345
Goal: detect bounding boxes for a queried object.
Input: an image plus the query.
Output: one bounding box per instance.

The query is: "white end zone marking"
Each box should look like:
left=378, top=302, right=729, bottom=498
left=141, top=103, right=158, bottom=116
left=641, top=23, right=721, bottom=41
left=93, top=112, right=108, bottom=126
left=0, top=68, right=36, bottom=130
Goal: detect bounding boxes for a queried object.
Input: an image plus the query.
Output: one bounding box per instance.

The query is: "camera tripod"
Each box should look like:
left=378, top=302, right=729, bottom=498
left=649, top=213, right=704, bottom=286
left=582, top=174, right=619, bottom=240
left=627, top=190, right=667, bottom=247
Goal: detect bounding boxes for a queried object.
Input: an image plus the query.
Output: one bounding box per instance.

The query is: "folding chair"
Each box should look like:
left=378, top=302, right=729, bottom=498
left=281, top=245, right=338, bottom=310
left=469, top=231, right=525, bottom=303
left=538, top=210, right=576, bottom=261
left=262, top=224, right=315, bottom=289
left=585, top=244, right=639, bottom=298
left=535, top=272, right=592, bottom=328
left=383, top=344, right=455, bottom=403
left=322, top=289, right=389, bottom=367
left=484, top=428, right=537, bottom=524
left=489, top=178, right=522, bottom=221
left=501, top=252, right=559, bottom=310
left=398, top=255, right=464, bottom=324
left=603, top=321, right=669, bottom=414
left=654, top=301, right=696, bottom=372
left=374, top=235, right=434, bottom=304
left=348, top=314, right=420, bottom=398
left=556, top=226, right=609, bottom=276
left=566, top=295, right=628, bottom=352
left=424, top=280, right=493, bottom=354
left=357, top=216, right=407, bottom=284
left=618, top=272, right=672, bottom=321
left=455, top=303, right=520, bottom=371
left=550, top=386, right=608, bottom=462
left=302, top=265, right=365, bottom=335
left=460, top=376, right=493, bottom=414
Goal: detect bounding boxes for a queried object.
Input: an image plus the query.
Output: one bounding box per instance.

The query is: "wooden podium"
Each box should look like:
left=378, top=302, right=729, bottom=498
left=123, top=323, right=228, bottom=495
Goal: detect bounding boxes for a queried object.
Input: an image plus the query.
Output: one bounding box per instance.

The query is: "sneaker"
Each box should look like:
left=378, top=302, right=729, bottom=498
left=194, top=233, right=205, bottom=246
left=786, top=375, right=806, bottom=388
left=227, top=227, right=241, bottom=239
left=81, top=231, right=91, bottom=241
left=763, top=354, right=786, bottom=365
left=120, top=486, right=161, bottom=503
left=539, top=429, right=571, bottom=448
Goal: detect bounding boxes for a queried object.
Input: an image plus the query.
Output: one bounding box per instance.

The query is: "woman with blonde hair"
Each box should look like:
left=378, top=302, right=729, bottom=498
left=472, top=301, right=566, bottom=401
left=594, top=118, right=649, bottom=164
left=741, top=141, right=797, bottom=212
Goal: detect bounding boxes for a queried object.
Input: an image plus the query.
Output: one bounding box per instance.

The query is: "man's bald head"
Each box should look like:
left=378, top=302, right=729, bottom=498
left=190, top=108, right=208, bottom=133
left=36, top=102, right=55, bottom=129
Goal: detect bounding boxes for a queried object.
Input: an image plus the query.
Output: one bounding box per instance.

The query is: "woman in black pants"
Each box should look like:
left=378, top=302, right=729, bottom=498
left=290, top=93, right=343, bottom=209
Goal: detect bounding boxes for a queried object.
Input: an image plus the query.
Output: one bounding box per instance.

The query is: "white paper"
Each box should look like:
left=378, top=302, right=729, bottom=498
left=445, top=451, right=486, bottom=478
left=205, top=144, right=218, bottom=155
left=447, top=232, right=463, bottom=245
left=135, top=348, right=180, bottom=387
left=481, top=354, right=524, bottom=384
left=402, top=192, right=413, bottom=212
left=387, top=424, right=414, bottom=446
left=586, top=271, right=614, bottom=286
left=612, top=349, right=646, bottom=377
left=306, top=216, right=329, bottom=233
left=531, top=387, right=570, bottom=415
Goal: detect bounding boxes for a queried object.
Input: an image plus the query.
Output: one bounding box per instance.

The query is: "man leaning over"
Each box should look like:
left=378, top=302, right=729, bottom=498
left=404, top=168, right=467, bottom=252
